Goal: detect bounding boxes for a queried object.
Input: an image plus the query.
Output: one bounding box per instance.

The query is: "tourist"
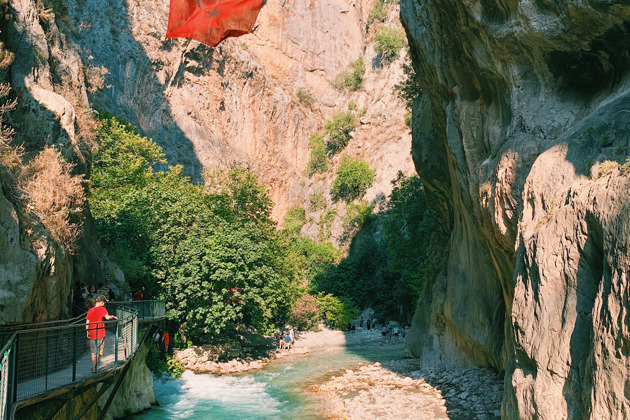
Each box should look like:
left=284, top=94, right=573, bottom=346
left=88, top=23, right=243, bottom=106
left=86, top=285, right=97, bottom=308
left=393, top=324, right=399, bottom=342
left=86, top=295, right=118, bottom=373
left=366, top=318, right=371, bottom=331
left=289, top=327, right=295, bottom=344
left=359, top=316, right=363, bottom=328
left=381, top=324, right=387, bottom=341
left=134, top=287, right=144, bottom=301
left=106, top=285, right=116, bottom=302
left=163, top=331, right=170, bottom=353
left=153, top=331, right=161, bottom=349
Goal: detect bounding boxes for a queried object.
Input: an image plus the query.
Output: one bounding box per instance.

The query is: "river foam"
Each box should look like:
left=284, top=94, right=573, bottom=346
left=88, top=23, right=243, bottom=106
left=141, top=370, right=285, bottom=419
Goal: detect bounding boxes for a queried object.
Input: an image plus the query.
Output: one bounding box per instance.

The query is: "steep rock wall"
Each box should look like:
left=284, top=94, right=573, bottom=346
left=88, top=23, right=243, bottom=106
left=401, top=0, right=630, bottom=418
left=63, top=0, right=414, bottom=227
left=0, top=0, right=125, bottom=322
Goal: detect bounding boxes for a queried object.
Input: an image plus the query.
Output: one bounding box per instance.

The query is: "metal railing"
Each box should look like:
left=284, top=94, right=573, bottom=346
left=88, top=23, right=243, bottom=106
left=0, top=300, right=165, bottom=419
left=108, top=300, right=166, bottom=321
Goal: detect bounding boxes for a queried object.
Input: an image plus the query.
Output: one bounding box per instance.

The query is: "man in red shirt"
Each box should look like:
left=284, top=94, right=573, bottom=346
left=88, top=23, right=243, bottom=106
left=86, top=295, right=117, bottom=373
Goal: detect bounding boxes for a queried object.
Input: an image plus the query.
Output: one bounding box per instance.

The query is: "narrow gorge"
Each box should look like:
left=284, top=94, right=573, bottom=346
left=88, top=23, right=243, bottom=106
left=0, top=0, right=629, bottom=418
left=401, top=0, right=630, bottom=418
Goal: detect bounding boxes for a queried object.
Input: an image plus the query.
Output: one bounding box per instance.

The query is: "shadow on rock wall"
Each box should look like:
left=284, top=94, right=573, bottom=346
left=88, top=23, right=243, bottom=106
left=68, top=0, right=204, bottom=180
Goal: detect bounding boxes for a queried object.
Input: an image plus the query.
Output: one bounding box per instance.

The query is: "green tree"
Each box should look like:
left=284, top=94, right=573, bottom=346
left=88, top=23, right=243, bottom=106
left=283, top=207, right=307, bottom=237
left=331, top=156, right=375, bottom=202
left=90, top=116, right=295, bottom=340
left=374, top=27, right=406, bottom=63
left=316, top=293, right=359, bottom=330
left=325, top=111, right=357, bottom=156
left=342, top=201, right=374, bottom=242
left=333, top=58, right=365, bottom=91
left=203, top=167, right=274, bottom=226
left=91, top=116, right=165, bottom=192
left=307, top=133, right=328, bottom=176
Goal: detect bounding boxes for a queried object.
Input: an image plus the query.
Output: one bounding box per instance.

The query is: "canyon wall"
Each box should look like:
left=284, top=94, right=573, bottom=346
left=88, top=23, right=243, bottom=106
left=2, top=0, right=413, bottom=320
left=401, top=0, right=630, bottom=418
left=63, top=0, right=415, bottom=225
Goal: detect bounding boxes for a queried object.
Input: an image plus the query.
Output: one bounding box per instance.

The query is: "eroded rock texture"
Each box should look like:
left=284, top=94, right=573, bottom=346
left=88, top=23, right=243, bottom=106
left=401, top=0, right=630, bottom=418
left=62, top=0, right=414, bottom=224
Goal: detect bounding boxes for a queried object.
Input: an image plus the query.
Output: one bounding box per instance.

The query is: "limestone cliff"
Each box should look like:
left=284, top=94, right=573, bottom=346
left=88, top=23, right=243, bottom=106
left=62, top=0, right=415, bottom=228
left=0, top=0, right=125, bottom=323
left=401, top=0, right=630, bottom=418
left=2, top=0, right=412, bottom=319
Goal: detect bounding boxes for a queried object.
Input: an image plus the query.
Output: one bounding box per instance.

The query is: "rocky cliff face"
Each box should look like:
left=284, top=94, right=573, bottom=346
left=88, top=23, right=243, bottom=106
left=2, top=0, right=412, bottom=320
left=401, top=0, right=630, bottom=418
left=63, top=0, right=414, bottom=226
left=0, top=0, right=124, bottom=322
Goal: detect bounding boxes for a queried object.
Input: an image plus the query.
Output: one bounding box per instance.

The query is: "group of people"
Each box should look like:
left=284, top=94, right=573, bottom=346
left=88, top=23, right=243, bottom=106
left=279, top=327, right=295, bottom=350
left=153, top=330, right=171, bottom=353
left=74, top=282, right=116, bottom=315
left=381, top=323, right=406, bottom=343
left=347, top=316, right=376, bottom=332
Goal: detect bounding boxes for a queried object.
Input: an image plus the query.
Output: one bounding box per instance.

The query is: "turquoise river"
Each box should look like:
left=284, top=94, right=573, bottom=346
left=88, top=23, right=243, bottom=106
left=132, top=343, right=406, bottom=419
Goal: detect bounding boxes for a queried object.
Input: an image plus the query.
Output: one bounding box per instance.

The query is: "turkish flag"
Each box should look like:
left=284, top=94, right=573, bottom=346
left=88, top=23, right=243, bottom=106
left=166, top=0, right=264, bottom=47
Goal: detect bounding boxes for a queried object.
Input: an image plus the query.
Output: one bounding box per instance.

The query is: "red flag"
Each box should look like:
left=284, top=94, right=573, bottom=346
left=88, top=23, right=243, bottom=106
left=166, top=0, right=264, bottom=47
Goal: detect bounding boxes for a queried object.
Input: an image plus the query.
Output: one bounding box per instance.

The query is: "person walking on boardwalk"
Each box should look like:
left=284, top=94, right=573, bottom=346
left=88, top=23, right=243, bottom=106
left=86, top=295, right=117, bottom=373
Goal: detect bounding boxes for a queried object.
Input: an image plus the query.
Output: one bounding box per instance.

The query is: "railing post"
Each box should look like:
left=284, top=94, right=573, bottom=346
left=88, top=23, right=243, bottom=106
left=72, top=326, right=77, bottom=382
left=11, top=336, right=17, bottom=404
left=45, top=333, right=49, bottom=391
left=114, top=320, right=119, bottom=367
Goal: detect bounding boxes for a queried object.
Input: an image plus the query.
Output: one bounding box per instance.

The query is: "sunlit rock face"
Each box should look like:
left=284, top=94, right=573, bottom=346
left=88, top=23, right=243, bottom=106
left=401, top=0, right=630, bottom=417
left=3, top=0, right=413, bottom=321
left=63, top=0, right=414, bottom=225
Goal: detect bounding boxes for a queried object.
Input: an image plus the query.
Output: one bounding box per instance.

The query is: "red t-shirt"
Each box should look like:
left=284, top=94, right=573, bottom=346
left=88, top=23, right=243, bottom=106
left=163, top=332, right=169, bottom=346
left=86, top=306, right=109, bottom=339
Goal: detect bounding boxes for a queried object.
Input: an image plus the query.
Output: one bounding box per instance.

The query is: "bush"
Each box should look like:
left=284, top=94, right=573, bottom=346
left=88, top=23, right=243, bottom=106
left=325, top=111, right=357, bottom=156
left=368, top=0, right=388, bottom=25
left=0, top=84, right=20, bottom=174
left=342, top=201, right=374, bottom=241
left=309, top=190, right=327, bottom=211
left=597, top=160, right=618, bottom=178
left=21, top=147, right=85, bottom=252
left=333, top=58, right=365, bottom=91
left=296, top=88, right=315, bottom=107
left=288, top=294, right=320, bottom=331
left=395, top=61, right=423, bottom=108
left=307, top=133, right=328, bottom=176
left=283, top=207, right=307, bottom=237
left=374, top=27, right=405, bottom=63
left=316, top=293, right=359, bottom=330
left=319, top=208, right=337, bottom=242
left=146, top=346, right=185, bottom=379
left=331, top=156, right=375, bottom=202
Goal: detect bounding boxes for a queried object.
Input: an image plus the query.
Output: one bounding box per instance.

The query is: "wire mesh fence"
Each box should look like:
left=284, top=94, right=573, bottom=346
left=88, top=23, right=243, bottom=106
left=0, top=337, right=15, bottom=420
left=0, top=300, right=164, bottom=417
left=109, top=300, right=165, bottom=321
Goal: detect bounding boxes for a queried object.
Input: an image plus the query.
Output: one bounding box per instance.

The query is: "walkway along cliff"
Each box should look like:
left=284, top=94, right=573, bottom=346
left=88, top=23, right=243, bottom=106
left=401, top=0, right=630, bottom=418
left=0, top=301, right=165, bottom=419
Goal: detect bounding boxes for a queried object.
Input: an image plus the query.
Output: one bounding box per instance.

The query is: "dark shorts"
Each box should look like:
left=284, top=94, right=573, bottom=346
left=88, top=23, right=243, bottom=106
left=394, top=332, right=399, bottom=336
left=382, top=331, right=387, bottom=336
left=89, top=338, right=105, bottom=355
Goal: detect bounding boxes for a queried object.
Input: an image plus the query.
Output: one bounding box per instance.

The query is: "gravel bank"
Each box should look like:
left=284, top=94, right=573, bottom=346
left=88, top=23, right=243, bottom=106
left=311, top=357, right=503, bottom=420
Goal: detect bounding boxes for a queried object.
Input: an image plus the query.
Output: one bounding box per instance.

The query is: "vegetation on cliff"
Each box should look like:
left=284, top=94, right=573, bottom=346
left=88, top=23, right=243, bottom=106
left=89, top=115, right=364, bottom=339
left=312, top=172, right=449, bottom=322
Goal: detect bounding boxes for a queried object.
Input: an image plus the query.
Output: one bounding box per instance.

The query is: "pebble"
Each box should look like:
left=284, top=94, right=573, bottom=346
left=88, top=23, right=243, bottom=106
left=308, top=337, right=504, bottom=420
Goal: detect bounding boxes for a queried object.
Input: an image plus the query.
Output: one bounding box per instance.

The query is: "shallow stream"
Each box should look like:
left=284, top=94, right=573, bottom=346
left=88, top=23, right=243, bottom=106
left=132, top=343, right=406, bottom=419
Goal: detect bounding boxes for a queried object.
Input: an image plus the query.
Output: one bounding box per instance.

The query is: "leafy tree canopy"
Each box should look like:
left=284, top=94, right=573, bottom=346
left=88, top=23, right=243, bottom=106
left=331, top=155, right=375, bottom=202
